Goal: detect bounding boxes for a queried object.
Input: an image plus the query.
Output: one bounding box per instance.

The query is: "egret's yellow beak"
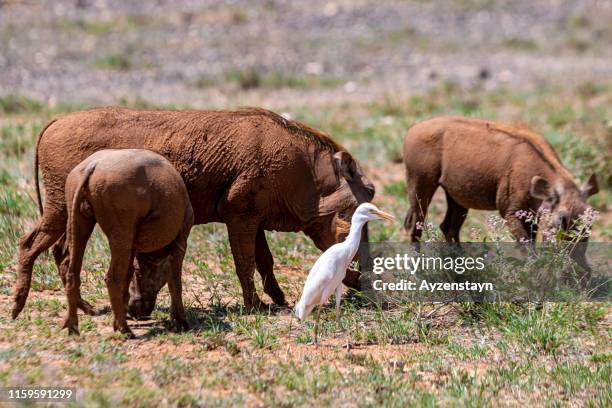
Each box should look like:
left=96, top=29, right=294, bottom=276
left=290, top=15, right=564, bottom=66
left=374, top=210, right=396, bottom=221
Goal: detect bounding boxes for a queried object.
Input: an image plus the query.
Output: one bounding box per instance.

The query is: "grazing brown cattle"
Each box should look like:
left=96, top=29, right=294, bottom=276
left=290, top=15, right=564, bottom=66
left=403, top=116, right=598, bottom=252
left=13, top=107, right=374, bottom=319
left=63, top=149, right=192, bottom=337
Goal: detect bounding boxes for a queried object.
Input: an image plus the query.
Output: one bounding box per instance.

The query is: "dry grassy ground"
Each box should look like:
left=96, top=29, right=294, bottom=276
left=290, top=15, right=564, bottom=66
left=0, top=1, right=611, bottom=407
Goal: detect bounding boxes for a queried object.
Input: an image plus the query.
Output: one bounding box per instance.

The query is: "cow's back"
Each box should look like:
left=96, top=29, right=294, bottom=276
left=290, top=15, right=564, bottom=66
left=403, top=116, right=554, bottom=210
left=36, top=107, right=342, bottom=225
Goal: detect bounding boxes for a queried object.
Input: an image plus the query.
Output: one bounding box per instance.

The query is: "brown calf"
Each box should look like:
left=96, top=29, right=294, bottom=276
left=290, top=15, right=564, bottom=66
left=63, top=149, right=193, bottom=337
left=403, top=116, right=598, bottom=249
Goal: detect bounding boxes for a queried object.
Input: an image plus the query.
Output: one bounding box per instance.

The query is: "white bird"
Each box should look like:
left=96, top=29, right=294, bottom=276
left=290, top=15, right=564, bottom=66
left=295, top=202, right=395, bottom=343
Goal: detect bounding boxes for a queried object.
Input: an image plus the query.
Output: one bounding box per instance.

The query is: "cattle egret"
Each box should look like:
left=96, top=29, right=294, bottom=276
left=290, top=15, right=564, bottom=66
left=295, top=203, right=395, bottom=343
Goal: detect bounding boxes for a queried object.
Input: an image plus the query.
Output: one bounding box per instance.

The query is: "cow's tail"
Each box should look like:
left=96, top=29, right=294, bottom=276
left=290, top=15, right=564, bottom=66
left=11, top=119, right=60, bottom=319
left=34, top=119, right=58, bottom=215
left=67, top=162, right=96, bottom=260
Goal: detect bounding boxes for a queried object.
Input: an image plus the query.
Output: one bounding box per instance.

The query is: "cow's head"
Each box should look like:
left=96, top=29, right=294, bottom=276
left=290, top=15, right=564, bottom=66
left=303, top=150, right=375, bottom=287
left=530, top=174, right=599, bottom=239
left=127, top=253, right=171, bottom=319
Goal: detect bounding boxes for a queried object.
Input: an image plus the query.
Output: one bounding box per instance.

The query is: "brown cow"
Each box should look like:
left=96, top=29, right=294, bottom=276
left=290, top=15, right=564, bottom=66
left=64, top=149, right=192, bottom=337
left=13, top=107, right=374, bottom=319
left=403, top=116, right=598, bottom=250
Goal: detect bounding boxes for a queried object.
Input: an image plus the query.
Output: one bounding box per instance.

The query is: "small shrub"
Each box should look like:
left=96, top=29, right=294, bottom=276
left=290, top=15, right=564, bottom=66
left=0, top=95, right=43, bottom=114
left=95, top=54, right=132, bottom=70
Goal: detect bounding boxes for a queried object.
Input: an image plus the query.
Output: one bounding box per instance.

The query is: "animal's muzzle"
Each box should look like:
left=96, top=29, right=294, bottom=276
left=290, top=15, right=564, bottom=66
left=127, top=297, right=155, bottom=320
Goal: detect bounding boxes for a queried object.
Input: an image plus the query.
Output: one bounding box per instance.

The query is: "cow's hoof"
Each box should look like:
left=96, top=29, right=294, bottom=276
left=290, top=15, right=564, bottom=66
left=273, top=298, right=289, bottom=308
left=67, top=327, right=80, bottom=336
left=113, top=320, right=135, bottom=339
left=78, top=299, right=99, bottom=316
left=269, top=302, right=291, bottom=314
left=119, top=329, right=136, bottom=339
left=11, top=296, right=27, bottom=320
left=245, top=297, right=268, bottom=313
left=173, top=316, right=190, bottom=332
left=62, top=318, right=80, bottom=336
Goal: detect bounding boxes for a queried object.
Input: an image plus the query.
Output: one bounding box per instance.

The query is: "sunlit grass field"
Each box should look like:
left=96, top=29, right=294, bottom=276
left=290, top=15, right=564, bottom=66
left=0, top=82, right=610, bottom=406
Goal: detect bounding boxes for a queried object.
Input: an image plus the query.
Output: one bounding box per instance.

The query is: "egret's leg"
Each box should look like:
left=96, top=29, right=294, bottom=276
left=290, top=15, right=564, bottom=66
left=287, top=312, right=294, bottom=337
left=335, top=284, right=343, bottom=324
left=314, top=306, right=321, bottom=344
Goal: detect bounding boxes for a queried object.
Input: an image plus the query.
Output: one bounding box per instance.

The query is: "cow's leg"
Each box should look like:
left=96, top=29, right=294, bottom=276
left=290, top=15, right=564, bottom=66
left=53, top=234, right=99, bottom=316
left=525, top=220, right=538, bottom=241
left=63, top=212, right=95, bottom=335
left=255, top=227, right=287, bottom=306
left=13, top=204, right=66, bottom=319
left=405, top=176, right=438, bottom=242
left=106, top=239, right=135, bottom=338
left=124, top=259, right=136, bottom=308
left=226, top=220, right=264, bottom=311
left=165, top=206, right=193, bottom=331
left=502, top=209, right=531, bottom=242
left=440, top=191, right=468, bottom=242
left=569, top=244, right=592, bottom=285
left=218, top=177, right=266, bottom=311
left=497, top=182, right=530, bottom=242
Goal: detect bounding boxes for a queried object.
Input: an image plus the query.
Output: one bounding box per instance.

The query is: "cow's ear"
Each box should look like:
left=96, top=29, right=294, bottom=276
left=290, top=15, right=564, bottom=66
left=317, top=188, right=351, bottom=216
left=582, top=174, right=599, bottom=197
left=334, top=151, right=356, bottom=180
left=530, top=176, right=556, bottom=202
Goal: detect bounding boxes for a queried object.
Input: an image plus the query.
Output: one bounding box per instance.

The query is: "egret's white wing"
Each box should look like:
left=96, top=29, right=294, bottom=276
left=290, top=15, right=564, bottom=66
left=296, top=243, right=352, bottom=319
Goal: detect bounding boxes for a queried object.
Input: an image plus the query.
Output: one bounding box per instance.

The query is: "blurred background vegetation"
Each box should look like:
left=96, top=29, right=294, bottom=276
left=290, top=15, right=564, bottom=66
left=0, top=0, right=609, bottom=239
